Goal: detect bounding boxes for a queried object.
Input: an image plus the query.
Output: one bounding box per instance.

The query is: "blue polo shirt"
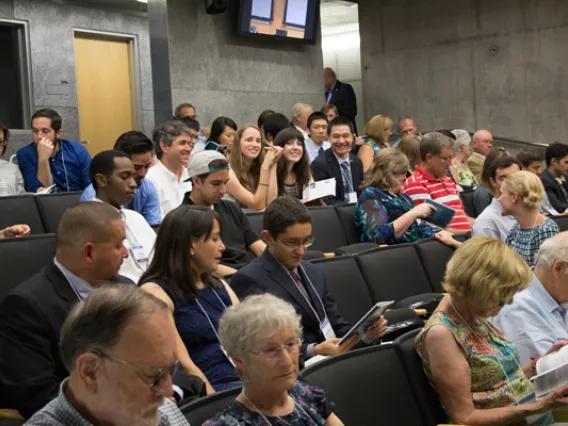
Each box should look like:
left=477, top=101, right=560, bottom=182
left=17, top=139, right=92, bottom=192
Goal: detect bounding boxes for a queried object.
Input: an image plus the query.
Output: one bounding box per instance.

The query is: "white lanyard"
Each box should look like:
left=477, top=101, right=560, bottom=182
left=290, top=266, right=326, bottom=325
left=241, top=390, right=315, bottom=425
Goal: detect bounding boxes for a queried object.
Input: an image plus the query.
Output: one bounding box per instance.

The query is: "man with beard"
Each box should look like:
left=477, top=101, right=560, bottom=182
left=17, top=109, right=92, bottom=192
left=26, top=284, right=189, bottom=426
left=80, top=131, right=161, bottom=226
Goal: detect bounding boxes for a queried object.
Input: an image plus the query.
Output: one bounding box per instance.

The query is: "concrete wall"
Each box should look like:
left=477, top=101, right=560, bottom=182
left=167, top=0, right=324, bottom=129
left=0, top=0, right=154, bottom=159
left=358, top=0, right=568, bottom=144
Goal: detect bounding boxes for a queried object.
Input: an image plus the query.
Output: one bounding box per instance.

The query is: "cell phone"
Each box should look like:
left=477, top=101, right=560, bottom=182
left=204, top=141, right=228, bottom=154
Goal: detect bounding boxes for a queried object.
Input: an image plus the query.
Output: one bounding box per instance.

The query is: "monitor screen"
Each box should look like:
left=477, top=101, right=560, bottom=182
left=238, top=0, right=319, bottom=43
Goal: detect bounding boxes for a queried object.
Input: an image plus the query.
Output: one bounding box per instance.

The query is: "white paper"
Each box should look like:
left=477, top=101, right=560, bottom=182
left=303, top=179, right=336, bottom=202
left=304, top=355, right=329, bottom=368
left=531, top=345, right=568, bottom=399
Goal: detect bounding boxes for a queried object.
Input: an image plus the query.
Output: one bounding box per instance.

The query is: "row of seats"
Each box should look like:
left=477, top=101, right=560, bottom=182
left=180, top=329, right=447, bottom=426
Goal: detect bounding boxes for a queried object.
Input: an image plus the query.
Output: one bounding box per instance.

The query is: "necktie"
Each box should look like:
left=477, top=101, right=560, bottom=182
left=340, top=162, right=354, bottom=201
left=318, top=147, right=324, bottom=155
left=290, top=271, right=306, bottom=295
left=325, top=88, right=332, bottom=103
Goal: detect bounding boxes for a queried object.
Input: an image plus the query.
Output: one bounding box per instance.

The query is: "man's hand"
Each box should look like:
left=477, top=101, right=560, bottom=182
left=314, top=335, right=359, bottom=356
left=3, top=224, right=31, bottom=239
left=365, top=316, right=388, bottom=340
left=37, top=138, right=54, bottom=161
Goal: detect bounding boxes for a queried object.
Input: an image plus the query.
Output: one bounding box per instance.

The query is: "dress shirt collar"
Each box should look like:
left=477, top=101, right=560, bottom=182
left=155, top=160, right=188, bottom=184
left=53, top=258, right=93, bottom=300
left=532, top=273, right=565, bottom=315
left=332, top=150, right=350, bottom=165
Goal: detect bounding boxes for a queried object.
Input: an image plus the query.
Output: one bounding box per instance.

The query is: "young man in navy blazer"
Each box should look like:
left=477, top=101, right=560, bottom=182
left=230, top=196, right=387, bottom=361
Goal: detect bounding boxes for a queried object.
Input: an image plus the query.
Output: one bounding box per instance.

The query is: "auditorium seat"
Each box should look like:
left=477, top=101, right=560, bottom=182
left=35, top=192, right=82, bottom=233
left=414, top=238, right=455, bottom=293
left=335, top=203, right=360, bottom=245
left=306, top=206, right=349, bottom=252
left=551, top=215, right=568, bottom=232
left=0, top=195, right=46, bottom=234
left=181, top=386, right=241, bottom=425
left=245, top=211, right=264, bottom=238
left=334, top=242, right=377, bottom=256
left=0, top=234, right=57, bottom=303
left=459, top=190, right=476, bottom=218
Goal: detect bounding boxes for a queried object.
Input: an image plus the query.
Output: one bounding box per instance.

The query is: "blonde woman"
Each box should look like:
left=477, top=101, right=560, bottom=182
left=226, top=124, right=282, bottom=211
left=396, top=135, right=421, bottom=178
left=416, top=237, right=568, bottom=426
left=358, top=115, right=393, bottom=172
left=499, top=170, right=560, bottom=267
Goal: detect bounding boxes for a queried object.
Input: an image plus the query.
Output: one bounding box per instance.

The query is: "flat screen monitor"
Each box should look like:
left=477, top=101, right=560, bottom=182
left=238, top=0, right=319, bottom=44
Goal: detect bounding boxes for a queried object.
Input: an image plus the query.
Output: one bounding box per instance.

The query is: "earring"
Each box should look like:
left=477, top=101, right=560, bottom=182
left=240, top=374, right=249, bottom=385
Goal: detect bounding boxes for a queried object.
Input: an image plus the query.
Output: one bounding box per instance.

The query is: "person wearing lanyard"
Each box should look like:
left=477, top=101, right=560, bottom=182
left=90, top=150, right=157, bottom=283
left=141, top=206, right=240, bottom=395
left=231, top=196, right=388, bottom=361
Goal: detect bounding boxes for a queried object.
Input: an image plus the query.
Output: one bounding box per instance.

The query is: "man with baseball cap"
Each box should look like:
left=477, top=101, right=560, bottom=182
left=182, top=151, right=266, bottom=276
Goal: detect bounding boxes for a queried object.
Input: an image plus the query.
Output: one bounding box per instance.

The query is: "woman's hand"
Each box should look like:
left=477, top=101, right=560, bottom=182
left=355, top=135, right=365, bottom=146
left=411, top=203, right=435, bottom=219
left=2, top=224, right=31, bottom=239
left=262, top=143, right=284, bottom=168
left=365, top=316, right=388, bottom=340
left=537, top=384, right=568, bottom=413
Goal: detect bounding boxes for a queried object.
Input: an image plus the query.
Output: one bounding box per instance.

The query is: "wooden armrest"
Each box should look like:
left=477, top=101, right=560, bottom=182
left=0, top=409, right=24, bottom=420
left=323, top=252, right=335, bottom=258
left=413, top=309, right=427, bottom=316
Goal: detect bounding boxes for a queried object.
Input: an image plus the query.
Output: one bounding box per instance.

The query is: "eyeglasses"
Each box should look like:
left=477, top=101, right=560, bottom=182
left=250, top=339, right=302, bottom=361
left=277, top=236, right=315, bottom=251
left=437, top=155, right=453, bottom=162
left=97, top=352, right=180, bottom=392
left=188, top=133, right=199, bottom=141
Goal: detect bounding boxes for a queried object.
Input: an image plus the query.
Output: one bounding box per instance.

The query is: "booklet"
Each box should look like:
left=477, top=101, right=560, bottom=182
left=339, top=301, right=394, bottom=346
left=424, top=199, right=456, bottom=228
left=531, top=345, right=568, bottom=399
left=302, top=178, right=336, bottom=203
left=27, top=184, right=56, bottom=195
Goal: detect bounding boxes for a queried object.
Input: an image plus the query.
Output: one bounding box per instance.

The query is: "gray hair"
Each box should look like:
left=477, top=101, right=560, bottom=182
left=396, top=115, right=415, bottom=132
left=59, top=284, right=169, bottom=371
left=420, top=131, right=455, bottom=161
left=174, top=103, right=195, bottom=119
left=219, top=294, right=302, bottom=357
left=451, top=129, right=472, bottom=151
left=292, top=103, right=313, bottom=119
left=535, top=232, right=568, bottom=270
left=152, top=120, right=192, bottom=159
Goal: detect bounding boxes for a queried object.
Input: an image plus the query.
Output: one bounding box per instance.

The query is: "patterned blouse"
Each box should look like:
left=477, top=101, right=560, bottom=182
left=415, top=311, right=554, bottom=426
left=452, top=160, right=478, bottom=187
left=355, top=186, right=439, bottom=245
left=203, top=381, right=334, bottom=426
left=506, top=219, right=559, bottom=267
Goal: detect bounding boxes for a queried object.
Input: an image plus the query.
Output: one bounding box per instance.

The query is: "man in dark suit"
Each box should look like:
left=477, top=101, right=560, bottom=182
left=230, top=196, right=387, bottom=361
left=310, top=116, right=364, bottom=205
left=324, top=67, right=358, bottom=134
left=0, top=202, right=129, bottom=418
left=541, top=142, right=568, bottom=214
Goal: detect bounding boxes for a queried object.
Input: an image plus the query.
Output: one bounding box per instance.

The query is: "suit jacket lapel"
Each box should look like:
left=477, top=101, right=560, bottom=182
left=46, top=262, right=80, bottom=307
left=327, top=150, right=344, bottom=201
left=298, top=264, right=326, bottom=321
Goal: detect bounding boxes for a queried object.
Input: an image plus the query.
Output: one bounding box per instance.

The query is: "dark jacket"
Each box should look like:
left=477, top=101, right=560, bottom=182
left=541, top=169, right=568, bottom=214
left=328, top=80, right=358, bottom=132
left=230, top=250, right=351, bottom=356
left=310, top=149, right=364, bottom=205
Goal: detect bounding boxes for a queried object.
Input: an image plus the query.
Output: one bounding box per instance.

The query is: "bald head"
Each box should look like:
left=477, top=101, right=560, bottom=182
left=472, top=129, right=493, bottom=156
left=292, top=103, right=313, bottom=131
left=324, top=67, right=337, bottom=89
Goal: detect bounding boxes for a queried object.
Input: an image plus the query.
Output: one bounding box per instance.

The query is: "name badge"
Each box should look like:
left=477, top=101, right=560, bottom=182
left=321, top=317, right=336, bottom=340
left=348, top=192, right=357, bottom=204
left=130, top=245, right=148, bottom=264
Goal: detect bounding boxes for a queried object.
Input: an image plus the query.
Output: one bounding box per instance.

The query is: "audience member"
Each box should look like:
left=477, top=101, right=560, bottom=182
left=203, top=293, right=345, bottom=426
left=396, top=135, right=421, bottom=178
left=140, top=206, right=240, bottom=394
left=291, top=103, right=313, bottom=141
left=0, top=224, right=30, bottom=238
left=274, top=128, right=314, bottom=200
left=231, top=197, right=387, bottom=360
left=80, top=131, right=161, bottom=225
left=226, top=124, right=282, bottom=210
left=541, top=142, right=568, bottom=214
left=416, top=237, right=567, bottom=425
left=257, top=109, right=275, bottom=142
left=494, top=233, right=568, bottom=365
left=466, top=129, right=493, bottom=183
left=263, top=112, right=291, bottom=143
left=146, top=120, right=193, bottom=218
left=174, top=102, right=210, bottom=150
left=472, top=148, right=509, bottom=216
left=324, top=67, right=358, bottom=133
left=392, top=115, right=419, bottom=148
left=183, top=150, right=266, bottom=275
left=321, top=103, right=338, bottom=122
left=305, top=111, right=330, bottom=163
left=208, top=116, right=238, bottom=153
left=311, top=116, right=364, bottom=205
left=25, top=285, right=189, bottom=426
left=178, top=115, right=200, bottom=151
left=355, top=149, right=453, bottom=245
left=501, top=171, right=560, bottom=267
left=0, top=122, right=25, bottom=195
left=90, top=150, right=156, bottom=282
left=449, top=129, right=478, bottom=188
left=0, top=203, right=129, bottom=418
left=518, top=146, right=545, bottom=176
left=472, top=156, right=520, bottom=241
left=358, top=114, right=393, bottom=172
left=17, top=109, right=91, bottom=193
left=402, top=132, right=472, bottom=234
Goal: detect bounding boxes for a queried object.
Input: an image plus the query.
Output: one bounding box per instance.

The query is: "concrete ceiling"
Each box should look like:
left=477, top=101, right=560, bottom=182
left=320, top=0, right=359, bottom=35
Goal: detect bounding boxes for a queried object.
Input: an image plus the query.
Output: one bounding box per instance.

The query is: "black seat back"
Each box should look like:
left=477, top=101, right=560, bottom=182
left=394, top=330, right=448, bottom=426
left=335, top=242, right=377, bottom=256
left=307, top=206, right=349, bottom=252
left=245, top=212, right=264, bottom=239
left=0, top=195, right=46, bottom=234
left=335, top=203, right=360, bottom=245
left=414, top=238, right=455, bottom=293
left=356, top=244, right=433, bottom=303
left=181, top=386, right=241, bottom=425
left=460, top=190, right=476, bottom=218
left=35, top=192, right=82, bottom=233
left=0, top=234, right=57, bottom=302
left=300, top=344, right=425, bottom=425
left=552, top=215, right=568, bottom=232
left=311, top=255, right=373, bottom=324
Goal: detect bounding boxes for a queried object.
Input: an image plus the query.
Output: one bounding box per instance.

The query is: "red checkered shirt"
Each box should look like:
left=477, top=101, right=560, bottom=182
left=401, top=165, right=471, bottom=230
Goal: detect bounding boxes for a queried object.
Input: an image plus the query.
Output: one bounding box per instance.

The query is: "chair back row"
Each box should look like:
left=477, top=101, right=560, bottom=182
left=0, top=192, right=82, bottom=235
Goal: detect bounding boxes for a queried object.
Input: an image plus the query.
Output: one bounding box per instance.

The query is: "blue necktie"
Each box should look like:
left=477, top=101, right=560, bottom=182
left=340, top=162, right=354, bottom=201
left=318, top=147, right=324, bottom=155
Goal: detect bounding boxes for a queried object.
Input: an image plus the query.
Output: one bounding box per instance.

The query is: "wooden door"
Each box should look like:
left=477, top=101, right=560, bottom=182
left=75, top=34, right=134, bottom=156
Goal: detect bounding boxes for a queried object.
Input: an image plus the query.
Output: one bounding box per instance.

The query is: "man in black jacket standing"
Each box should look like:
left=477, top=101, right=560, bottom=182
left=324, top=67, right=358, bottom=134
left=541, top=142, right=568, bottom=214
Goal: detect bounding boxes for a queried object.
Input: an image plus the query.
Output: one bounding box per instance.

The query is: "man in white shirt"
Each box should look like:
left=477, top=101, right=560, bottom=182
left=291, top=103, right=313, bottom=141
left=305, top=111, right=331, bottom=164
left=90, top=150, right=156, bottom=283
left=146, top=120, right=194, bottom=218
left=472, top=156, right=520, bottom=241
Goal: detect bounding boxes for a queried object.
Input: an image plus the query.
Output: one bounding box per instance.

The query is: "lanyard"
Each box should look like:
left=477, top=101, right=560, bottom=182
left=290, top=266, right=327, bottom=325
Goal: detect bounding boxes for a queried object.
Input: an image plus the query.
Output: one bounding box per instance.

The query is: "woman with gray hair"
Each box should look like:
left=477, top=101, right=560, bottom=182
left=450, top=129, right=478, bottom=188
left=204, top=293, right=345, bottom=426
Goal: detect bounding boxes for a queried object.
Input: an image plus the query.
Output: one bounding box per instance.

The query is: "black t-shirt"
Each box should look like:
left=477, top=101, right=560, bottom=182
left=183, top=194, right=260, bottom=269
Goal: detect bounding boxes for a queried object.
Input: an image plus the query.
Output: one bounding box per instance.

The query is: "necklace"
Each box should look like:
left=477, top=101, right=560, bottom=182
left=241, top=390, right=293, bottom=425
